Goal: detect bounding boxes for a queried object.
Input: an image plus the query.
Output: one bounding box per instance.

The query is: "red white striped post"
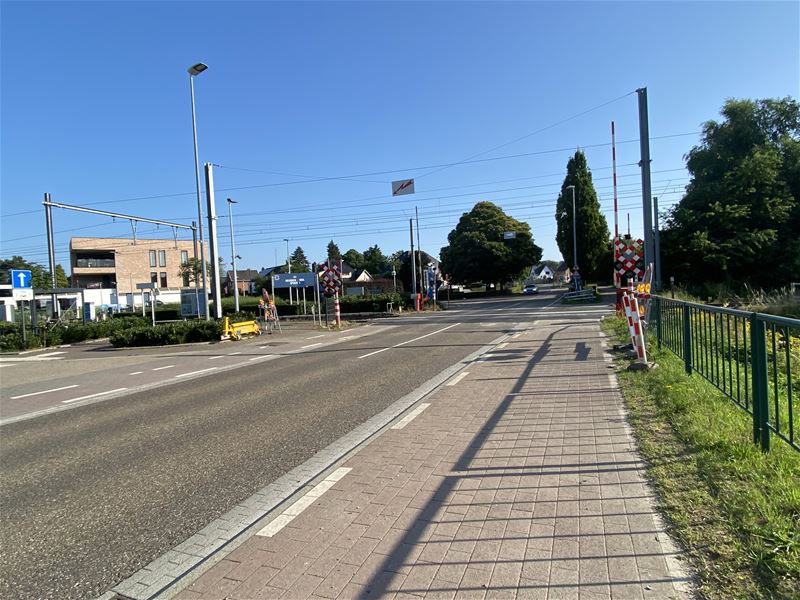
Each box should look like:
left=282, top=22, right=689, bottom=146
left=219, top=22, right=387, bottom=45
left=334, top=290, right=341, bottom=327
left=629, top=294, right=648, bottom=363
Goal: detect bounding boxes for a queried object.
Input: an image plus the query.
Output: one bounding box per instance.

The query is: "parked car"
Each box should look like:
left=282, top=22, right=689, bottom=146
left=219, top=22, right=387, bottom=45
left=522, top=284, right=538, bottom=295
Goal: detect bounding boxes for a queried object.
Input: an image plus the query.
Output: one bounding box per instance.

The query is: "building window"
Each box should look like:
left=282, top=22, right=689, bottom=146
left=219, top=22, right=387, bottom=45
left=160, top=272, right=168, bottom=288
left=181, top=250, right=189, bottom=264
left=149, top=250, right=157, bottom=267
left=159, top=250, right=166, bottom=267
left=150, top=272, right=158, bottom=284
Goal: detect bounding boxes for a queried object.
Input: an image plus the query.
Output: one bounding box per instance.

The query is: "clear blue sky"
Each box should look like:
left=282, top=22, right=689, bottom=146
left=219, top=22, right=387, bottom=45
left=2, top=1, right=797, bottom=276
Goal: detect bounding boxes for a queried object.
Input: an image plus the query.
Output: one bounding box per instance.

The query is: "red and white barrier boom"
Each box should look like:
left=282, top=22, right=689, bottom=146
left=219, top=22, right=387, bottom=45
left=622, top=278, right=648, bottom=364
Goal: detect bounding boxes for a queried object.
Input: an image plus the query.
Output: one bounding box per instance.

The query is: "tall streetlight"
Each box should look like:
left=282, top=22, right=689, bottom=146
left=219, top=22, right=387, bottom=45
left=188, top=62, right=210, bottom=320
left=566, top=185, right=578, bottom=270
left=227, top=198, right=240, bottom=313
left=284, top=238, right=292, bottom=304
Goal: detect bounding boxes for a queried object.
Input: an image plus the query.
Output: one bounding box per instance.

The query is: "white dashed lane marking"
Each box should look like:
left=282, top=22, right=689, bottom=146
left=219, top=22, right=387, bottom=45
left=256, top=468, right=351, bottom=538
left=391, top=403, right=431, bottom=429
left=446, top=372, right=470, bottom=387
left=152, top=365, right=175, bottom=371
left=174, top=368, right=217, bottom=378
left=11, top=384, right=79, bottom=400
left=358, top=324, right=460, bottom=359
left=62, top=388, right=128, bottom=404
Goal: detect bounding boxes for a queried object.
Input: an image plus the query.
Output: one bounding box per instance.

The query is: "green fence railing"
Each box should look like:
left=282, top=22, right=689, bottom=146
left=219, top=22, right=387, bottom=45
left=652, top=296, right=799, bottom=453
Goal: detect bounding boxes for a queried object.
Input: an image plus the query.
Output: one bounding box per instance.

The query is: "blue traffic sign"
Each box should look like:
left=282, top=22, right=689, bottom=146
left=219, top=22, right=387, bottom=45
left=10, top=269, right=32, bottom=289
left=272, top=272, right=316, bottom=288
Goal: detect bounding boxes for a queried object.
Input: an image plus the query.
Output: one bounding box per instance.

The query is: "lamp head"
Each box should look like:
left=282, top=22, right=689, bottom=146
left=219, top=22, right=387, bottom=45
left=227, top=198, right=237, bottom=204
left=188, top=63, right=208, bottom=76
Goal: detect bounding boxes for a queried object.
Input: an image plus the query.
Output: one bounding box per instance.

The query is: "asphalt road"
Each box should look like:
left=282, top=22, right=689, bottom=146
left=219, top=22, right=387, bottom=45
left=0, top=290, right=611, bottom=599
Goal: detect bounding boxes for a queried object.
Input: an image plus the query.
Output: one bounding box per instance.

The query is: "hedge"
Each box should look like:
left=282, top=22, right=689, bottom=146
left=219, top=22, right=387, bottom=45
left=109, top=320, right=222, bottom=347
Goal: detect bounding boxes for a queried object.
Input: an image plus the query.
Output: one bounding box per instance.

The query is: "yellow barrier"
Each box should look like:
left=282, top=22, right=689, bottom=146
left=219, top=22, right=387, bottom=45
left=222, top=317, right=262, bottom=340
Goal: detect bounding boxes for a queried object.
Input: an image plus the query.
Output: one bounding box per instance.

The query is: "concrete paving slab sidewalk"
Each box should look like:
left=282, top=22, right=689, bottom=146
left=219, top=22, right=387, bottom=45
left=169, top=319, right=692, bottom=599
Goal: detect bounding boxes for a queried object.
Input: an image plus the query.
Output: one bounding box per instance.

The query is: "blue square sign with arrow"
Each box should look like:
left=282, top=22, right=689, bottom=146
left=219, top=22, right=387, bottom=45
left=10, top=269, right=32, bottom=288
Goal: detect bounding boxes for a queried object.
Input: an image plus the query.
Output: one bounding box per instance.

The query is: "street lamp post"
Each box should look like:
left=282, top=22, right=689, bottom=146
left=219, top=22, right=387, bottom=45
left=188, top=62, right=210, bottom=320
left=566, top=185, right=578, bottom=270
left=227, top=198, right=240, bottom=313
left=284, top=238, right=292, bottom=305
left=392, top=268, right=397, bottom=292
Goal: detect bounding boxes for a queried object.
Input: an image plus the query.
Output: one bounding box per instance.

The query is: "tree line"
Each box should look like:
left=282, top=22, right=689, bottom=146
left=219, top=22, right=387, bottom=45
left=439, top=96, right=799, bottom=294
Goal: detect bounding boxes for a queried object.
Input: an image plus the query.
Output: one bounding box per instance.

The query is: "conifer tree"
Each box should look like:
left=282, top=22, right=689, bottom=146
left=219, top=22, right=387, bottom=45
left=555, top=151, right=611, bottom=282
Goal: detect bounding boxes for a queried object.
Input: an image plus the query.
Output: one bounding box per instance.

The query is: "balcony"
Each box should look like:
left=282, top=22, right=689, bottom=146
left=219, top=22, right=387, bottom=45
left=75, top=258, right=116, bottom=268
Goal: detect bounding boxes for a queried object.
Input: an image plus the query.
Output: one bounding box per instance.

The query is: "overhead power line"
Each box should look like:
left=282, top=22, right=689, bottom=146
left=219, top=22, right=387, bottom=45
left=1, top=131, right=698, bottom=219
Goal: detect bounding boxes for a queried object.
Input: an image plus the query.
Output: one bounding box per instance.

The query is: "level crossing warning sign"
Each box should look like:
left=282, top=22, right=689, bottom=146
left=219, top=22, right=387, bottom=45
left=319, top=262, right=342, bottom=296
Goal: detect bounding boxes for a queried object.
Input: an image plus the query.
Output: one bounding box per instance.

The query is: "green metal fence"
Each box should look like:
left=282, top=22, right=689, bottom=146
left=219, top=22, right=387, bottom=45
left=652, top=296, right=799, bottom=453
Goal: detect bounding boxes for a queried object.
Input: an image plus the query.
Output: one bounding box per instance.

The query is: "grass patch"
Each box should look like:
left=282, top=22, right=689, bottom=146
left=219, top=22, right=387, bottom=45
left=602, top=316, right=800, bottom=599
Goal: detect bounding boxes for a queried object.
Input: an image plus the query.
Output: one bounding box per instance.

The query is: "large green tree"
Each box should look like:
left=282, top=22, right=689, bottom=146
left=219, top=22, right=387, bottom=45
left=0, top=256, right=69, bottom=288
left=342, top=249, right=365, bottom=270
left=555, top=151, right=611, bottom=282
left=439, top=201, right=542, bottom=288
left=362, top=245, right=389, bottom=275
left=662, top=98, right=800, bottom=290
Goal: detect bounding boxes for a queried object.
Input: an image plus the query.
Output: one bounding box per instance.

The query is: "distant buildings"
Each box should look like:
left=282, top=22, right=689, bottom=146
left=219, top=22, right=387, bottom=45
left=70, top=237, right=198, bottom=294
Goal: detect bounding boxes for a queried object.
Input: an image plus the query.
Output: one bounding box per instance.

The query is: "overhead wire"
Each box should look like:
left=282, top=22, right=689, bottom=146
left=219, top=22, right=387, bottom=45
left=0, top=131, right=698, bottom=219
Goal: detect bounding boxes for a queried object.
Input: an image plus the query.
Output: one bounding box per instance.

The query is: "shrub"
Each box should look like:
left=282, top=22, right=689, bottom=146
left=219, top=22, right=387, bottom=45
left=109, top=320, right=222, bottom=347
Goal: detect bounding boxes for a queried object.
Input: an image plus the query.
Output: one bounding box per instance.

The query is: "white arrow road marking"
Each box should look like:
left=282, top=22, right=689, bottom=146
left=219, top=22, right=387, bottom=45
left=11, top=384, right=79, bottom=400
left=358, top=323, right=460, bottom=359
left=62, top=388, right=127, bottom=404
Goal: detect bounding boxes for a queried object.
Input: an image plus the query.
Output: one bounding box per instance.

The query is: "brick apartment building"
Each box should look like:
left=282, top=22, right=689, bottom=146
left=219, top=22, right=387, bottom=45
left=70, top=237, right=199, bottom=294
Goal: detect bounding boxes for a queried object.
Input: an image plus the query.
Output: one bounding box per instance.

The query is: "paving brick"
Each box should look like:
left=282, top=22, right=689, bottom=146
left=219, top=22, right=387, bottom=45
left=313, top=562, right=359, bottom=599
left=159, top=321, right=692, bottom=600
left=226, top=566, right=280, bottom=599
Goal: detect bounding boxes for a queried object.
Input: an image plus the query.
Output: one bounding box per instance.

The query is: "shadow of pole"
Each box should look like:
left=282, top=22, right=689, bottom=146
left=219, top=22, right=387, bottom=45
left=357, top=326, right=568, bottom=598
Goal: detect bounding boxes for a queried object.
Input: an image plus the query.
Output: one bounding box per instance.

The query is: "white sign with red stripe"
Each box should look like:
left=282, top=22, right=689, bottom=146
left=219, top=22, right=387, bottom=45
left=391, top=178, right=415, bottom=196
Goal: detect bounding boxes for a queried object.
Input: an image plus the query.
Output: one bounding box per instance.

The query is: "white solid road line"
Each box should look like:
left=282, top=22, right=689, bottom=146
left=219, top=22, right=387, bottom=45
left=129, top=371, right=144, bottom=375
left=496, top=342, right=508, bottom=349
left=306, top=334, right=325, bottom=340
left=257, top=468, right=351, bottom=537
left=228, top=351, right=242, bottom=356
left=446, top=372, right=470, bottom=386
left=208, top=355, right=225, bottom=360
left=301, top=342, right=322, bottom=349
left=152, top=365, right=175, bottom=371
left=174, top=367, right=217, bottom=378
left=11, top=384, right=79, bottom=400
left=62, top=388, right=128, bottom=404
left=358, top=323, right=461, bottom=359
left=391, top=403, right=431, bottom=429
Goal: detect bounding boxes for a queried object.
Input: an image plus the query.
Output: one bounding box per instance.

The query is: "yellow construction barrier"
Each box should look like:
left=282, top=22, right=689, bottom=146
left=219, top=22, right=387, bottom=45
left=222, top=317, right=262, bottom=340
